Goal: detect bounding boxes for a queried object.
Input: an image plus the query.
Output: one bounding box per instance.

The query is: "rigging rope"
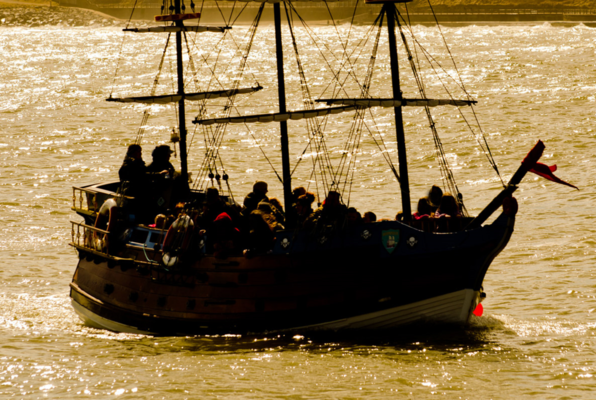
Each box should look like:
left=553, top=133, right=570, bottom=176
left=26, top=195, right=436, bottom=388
left=332, top=13, right=385, bottom=203
left=403, top=3, right=505, bottom=188
left=134, top=34, right=172, bottom=145
left=108, top=0, right=140, bottom=99
left=189, top=4, right=283, bottom=192
left=214, top=0, right=231, bottom=27
left=181, top=24, right=248, bottom=179
left=230, top=1, right=250, bottom=26
left=117, top=2, right=169, bottom=201
left=193, top=9, right=262, bottom=185
left=284, top=4, right=404, bottom=205
left=393, top=6, right=467, bottom=214
left=287, top=2, right=380, bottom=102
left=286, top=2, right=387, bottom=201
left=284, top=3, right=336, bottom=197
left=227, top=0, right=238, bottom=26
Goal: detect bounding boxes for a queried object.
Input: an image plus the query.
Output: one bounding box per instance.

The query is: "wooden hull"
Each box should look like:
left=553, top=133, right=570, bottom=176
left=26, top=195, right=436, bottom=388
left=69, top=213, right=514, bottom=335
left=71, top=288, right=480, bottom=334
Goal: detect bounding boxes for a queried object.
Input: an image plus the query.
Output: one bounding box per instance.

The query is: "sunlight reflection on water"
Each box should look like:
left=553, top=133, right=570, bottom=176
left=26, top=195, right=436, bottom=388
left=0, top=13, right=595, bottom=399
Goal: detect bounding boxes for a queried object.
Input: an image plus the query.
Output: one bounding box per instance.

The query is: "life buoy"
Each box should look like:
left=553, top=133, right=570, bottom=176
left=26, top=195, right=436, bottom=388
left=162, top=215, right=194, bottom=267
left=94, top=198, right=118, bottom=231
left=92, top=198, right=119, bottom=253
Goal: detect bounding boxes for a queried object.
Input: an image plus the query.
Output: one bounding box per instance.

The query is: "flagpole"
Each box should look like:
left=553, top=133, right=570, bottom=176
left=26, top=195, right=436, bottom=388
left=466, top=141, right=545, bottom=229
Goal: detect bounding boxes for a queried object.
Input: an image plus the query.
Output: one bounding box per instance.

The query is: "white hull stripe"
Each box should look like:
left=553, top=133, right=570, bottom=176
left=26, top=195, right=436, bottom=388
left=281, top=289, right=478, bottom=332
left=71, top=300, right=154, bottom=335
left=72, top=289, right=479, bottom=335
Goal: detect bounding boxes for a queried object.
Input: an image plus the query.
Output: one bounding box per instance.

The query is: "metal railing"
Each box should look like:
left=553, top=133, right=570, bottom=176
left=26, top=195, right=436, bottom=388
left=71, top=221, right=110, bottom=255
left=72, top=186, right=99, bottom=215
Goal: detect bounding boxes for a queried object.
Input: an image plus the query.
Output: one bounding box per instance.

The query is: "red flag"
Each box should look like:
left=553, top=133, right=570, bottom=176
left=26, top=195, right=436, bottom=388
left=520, top=140, right=578, bottom=190
left=529, top=163, right=578, bottom=190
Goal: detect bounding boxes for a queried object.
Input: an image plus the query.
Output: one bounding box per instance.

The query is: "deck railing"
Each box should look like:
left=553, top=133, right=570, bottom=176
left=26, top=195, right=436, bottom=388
left=71, top=221, right=110, bottom=255
left=72, top=186, right=99, bottom=215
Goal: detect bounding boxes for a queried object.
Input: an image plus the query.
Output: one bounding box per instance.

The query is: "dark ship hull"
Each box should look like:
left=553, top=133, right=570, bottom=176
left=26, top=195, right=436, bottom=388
left=69, top=183, right=513, bottom=335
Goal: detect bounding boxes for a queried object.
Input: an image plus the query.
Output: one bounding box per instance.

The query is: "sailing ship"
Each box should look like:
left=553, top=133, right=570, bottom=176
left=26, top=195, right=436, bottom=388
left=68, top=0, right=549, bottom=335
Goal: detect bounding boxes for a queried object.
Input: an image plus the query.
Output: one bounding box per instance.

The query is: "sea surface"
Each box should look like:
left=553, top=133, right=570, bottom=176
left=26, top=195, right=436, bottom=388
left=1, top=7, right=596, bottom=398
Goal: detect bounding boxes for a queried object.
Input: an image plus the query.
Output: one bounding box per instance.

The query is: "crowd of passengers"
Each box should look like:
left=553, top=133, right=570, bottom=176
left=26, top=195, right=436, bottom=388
left=118, top=144, right=465, bottom=256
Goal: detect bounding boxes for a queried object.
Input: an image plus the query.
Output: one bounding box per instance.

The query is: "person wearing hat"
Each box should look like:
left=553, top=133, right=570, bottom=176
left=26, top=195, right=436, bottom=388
left=119, top=144, right=171, bottom=195
left=119, top=144, right=172, bottom=222
left=144, top=145, right=182, bottom=212
left=241, top=181, right=269, bottom=217
left=147, top=145, right=176, bottom=177
left=210, top=212, right=241, bottom=258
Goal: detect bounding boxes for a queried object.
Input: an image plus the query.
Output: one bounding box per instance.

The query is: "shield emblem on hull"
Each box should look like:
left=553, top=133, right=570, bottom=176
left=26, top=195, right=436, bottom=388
left=382, top=230, right=400, bottom=253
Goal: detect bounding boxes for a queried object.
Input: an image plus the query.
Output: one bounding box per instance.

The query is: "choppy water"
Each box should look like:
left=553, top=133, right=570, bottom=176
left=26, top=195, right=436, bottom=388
left=1, top=7, right=596, bottom=398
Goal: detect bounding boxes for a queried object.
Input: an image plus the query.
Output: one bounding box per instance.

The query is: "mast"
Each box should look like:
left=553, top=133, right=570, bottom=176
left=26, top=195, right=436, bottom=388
left=384, top=2, right=411, bottom=220
left=273, top=2, right=293, bottom=218
left=174, top=0, right=189, bottom=182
